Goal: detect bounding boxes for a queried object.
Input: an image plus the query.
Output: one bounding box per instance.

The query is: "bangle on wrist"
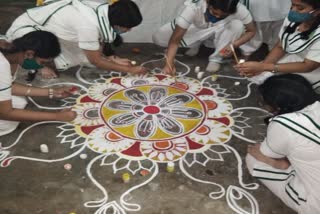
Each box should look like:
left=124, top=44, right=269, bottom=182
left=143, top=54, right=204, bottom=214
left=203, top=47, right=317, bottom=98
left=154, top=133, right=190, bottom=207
left=48, top=88, right=54, bottom=99
left=272, top=64, right=279, bottom=73
left=25, top=87, right=32, bottom=96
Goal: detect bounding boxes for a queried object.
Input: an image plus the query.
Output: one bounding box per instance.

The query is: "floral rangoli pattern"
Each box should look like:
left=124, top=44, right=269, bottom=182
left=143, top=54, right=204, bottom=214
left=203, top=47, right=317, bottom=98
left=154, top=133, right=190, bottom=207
left=0, top=56, right=272, bottom=214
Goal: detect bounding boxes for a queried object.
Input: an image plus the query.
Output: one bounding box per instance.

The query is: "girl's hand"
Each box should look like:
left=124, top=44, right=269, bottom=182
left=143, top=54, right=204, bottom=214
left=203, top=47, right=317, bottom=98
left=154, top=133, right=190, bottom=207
left=110, top=55, right=131, bottom=66
left=219, top=46, right=233, bottom=58
left=247, top=144, right=291, bottom=170
left=128, top=66, right=148, bottom=75
left=56, top=108, right=77, bottom=122
left=247, top=144, right=267, bottom=163
left=162, top=63, right=176, bottom=76
left=52, top=87, right=75, bottom=98
left=234, top=61, right=264, bottom=77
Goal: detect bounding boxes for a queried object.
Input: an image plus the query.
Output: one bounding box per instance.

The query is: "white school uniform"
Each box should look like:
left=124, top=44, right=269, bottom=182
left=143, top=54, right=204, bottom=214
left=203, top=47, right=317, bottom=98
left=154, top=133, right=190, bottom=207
left=249, top=18, right=320, bottom=91
left=152, top=0, right=254, bottom=63
left=0, top=52, right=27, bottom=136
left=246, top=101, right=320, bottom=214
left=6, top=0, right=116, bottom=70
left=240, top=0, right=291, bottom=51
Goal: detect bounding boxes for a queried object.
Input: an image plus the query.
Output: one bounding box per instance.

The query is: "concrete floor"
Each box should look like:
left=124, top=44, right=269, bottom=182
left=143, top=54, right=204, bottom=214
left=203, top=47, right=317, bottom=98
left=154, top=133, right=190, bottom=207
left=0, top=1, right=295, bottom=214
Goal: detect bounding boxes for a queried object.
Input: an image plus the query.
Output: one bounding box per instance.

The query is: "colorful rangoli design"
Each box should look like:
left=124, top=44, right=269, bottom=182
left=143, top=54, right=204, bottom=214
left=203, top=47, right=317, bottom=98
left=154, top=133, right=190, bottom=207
left=0, top=55, right=271, bottom=214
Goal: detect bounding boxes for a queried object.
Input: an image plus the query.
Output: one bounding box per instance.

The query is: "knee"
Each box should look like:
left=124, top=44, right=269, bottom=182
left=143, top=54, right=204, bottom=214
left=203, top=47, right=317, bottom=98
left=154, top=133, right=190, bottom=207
left=12, top=96, right=28, bottom=109
left=152, top=25, right=171, bottom=47
left=152, top=30, right=165, bottom=47
left=228, top=20, right=244, bottom=37
left=152, top=31, right=161, bottom=45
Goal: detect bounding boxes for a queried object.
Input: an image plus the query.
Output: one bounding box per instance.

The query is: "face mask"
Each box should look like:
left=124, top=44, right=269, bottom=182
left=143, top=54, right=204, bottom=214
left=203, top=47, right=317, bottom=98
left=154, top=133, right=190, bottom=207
left=288, top=10, right=314, bottom=23
left=205, top=9, right=224, bottom=23
left=21, top=58, right=44, bottom=70
left=114, top=28, right=125, bottom=35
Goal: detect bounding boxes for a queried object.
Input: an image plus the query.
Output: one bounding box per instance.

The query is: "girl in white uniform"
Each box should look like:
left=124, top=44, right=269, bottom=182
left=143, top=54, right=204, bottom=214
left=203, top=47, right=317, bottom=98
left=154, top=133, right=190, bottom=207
left=6, top=0, right=146, bottom=75
left=235, top=0, right=320, bottom=93
left=241, top=0, right=291, bottom=52
left=0, top=31, right=76, bottom=136
left=246, top=74, right=320, bottom=214
left=152, top=0, right=257, bottom=73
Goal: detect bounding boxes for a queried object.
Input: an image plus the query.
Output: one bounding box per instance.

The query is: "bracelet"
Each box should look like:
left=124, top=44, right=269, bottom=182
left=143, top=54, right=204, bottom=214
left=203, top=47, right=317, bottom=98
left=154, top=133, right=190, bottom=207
left=272, top=64, right=279, bottom=73
left=48, top=88, right=54, bottom=99
left=25, top=87, right=32, bottom=96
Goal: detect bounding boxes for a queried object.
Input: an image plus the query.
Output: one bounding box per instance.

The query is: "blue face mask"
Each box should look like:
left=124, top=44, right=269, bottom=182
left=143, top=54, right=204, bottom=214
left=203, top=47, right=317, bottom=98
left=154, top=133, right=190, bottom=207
left=21, top=58, right=43, bottom=70
left=205, top=9, right=224, bottom=23
left=114, top=28, right=125, bottom=35
left=288, top=10, right=314, bottom=23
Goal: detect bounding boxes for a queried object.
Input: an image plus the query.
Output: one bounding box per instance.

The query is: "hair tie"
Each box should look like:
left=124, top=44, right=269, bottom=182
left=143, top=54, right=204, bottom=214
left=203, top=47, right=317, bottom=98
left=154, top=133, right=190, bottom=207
left=110, top=0, right=119, bottom=5
left=36, top=0, right=44, bottom=6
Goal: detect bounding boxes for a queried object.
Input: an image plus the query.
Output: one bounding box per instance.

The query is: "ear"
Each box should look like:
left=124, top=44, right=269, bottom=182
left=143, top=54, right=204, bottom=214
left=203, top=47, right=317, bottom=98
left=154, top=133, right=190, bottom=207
left=24, top=50, right=35, bottom=59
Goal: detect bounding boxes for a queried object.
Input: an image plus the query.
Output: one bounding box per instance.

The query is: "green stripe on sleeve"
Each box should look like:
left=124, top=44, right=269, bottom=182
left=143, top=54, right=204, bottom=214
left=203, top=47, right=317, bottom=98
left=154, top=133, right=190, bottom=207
left=0, top=86, right=11, bottom=91
left=285, top=188, right=300, bottom=205
left=276, top=116, right=320, bottom=140
left=287, top=182, right=307, bottom=202
left=301, top=113, right=320, bottom=130
left=253, top=168, right=294, bottom=175
left=273, top=119, right=320, bottom=145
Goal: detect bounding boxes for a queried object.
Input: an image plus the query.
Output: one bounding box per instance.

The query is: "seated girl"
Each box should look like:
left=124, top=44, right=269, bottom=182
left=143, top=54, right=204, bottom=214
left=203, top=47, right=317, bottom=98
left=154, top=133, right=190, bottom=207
left=153, top=0, right=257, bottom=74
left=0, top=31, right=76, bottom=136
left=235, top=0, right=320, bottom=92
left=247, top=74, right=320, bottom=213
left=6, top=0, right=147, bottom=78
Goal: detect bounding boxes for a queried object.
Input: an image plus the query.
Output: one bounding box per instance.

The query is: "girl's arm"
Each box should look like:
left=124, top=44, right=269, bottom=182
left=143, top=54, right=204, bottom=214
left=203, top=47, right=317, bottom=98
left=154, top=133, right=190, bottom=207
left=233, top=21, right=256, bottom=48
left=12, top=83, right=51, bottom=97
left=261, top=59, right=320, bottom=74
left=164, top=25, right=188, bottom=75
left=221, top=21, right=256, bottom=57
left=12, top=83, right=74, bottom=98
left=84, top=49, right=147, bottom=74
left=235, top=57, right=320, bottom=77
left=263, top=41, right=286, bottom=64
left=235, top=41, right=319, bottom=76
left=248, top=144, right=291, bottom=170
left=0, top=99, right=75, bottom=122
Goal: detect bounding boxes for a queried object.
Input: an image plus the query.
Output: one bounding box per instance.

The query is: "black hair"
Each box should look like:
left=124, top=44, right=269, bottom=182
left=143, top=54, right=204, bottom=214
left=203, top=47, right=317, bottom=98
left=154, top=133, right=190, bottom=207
left=108, top=0, right=143, bottom=28
left=208, top=0, right=239, bottom=14
left=285, top=0, right=320, bottom=40
left=102, top=34, right=123, bottom=56
left=0, top=31, right=60, bottom=58
left=259, top=74, right=319, bottom=117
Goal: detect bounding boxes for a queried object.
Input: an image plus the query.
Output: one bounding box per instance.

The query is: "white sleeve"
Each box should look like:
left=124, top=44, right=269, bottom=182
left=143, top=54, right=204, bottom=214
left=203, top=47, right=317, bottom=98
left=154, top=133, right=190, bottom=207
left=76, top=26, right=100, bottom=50
left=175, top=6, right=196, bottom=29
left=234, top=3, right=252, bottom=25
left=68, top=15, right=100, bottom=50
left=260, top=121, right=289, bottom=159
left=306, top=38, right=320, bottom=63
left=0, top=60, right=12, bottom=102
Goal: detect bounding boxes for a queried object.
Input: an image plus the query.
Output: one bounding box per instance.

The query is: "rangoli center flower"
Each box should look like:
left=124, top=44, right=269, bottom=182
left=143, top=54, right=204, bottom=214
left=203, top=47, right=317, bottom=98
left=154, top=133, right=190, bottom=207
left=101, top=85, right=206, bottom=141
